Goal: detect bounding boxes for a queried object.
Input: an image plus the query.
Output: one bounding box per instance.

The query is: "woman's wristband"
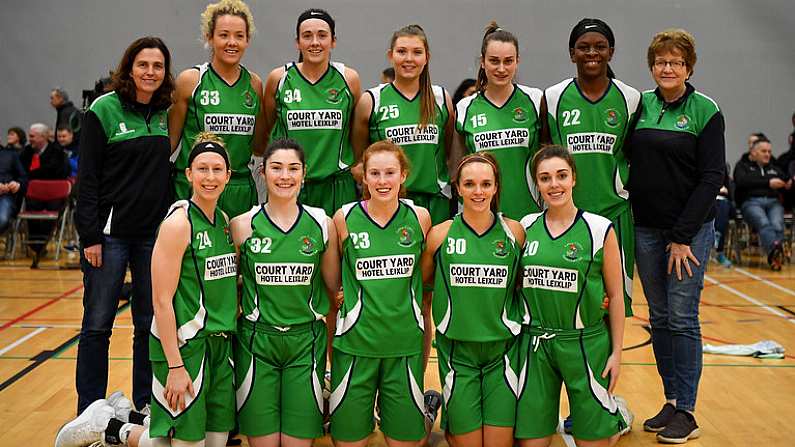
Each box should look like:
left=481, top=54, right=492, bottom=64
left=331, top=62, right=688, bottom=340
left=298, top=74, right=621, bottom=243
left=168, top=364, right=184, bottom=370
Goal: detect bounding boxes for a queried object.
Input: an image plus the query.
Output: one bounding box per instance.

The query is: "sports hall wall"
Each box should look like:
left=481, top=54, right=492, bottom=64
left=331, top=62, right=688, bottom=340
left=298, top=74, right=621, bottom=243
left=3, top=0, right=793, bottom=163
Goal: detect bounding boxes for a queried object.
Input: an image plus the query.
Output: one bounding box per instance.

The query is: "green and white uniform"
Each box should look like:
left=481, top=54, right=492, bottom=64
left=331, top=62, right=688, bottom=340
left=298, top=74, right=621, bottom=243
left=545, top=78, right=640, bottom=315
left=515, top=210, right=626, bottom=440
left=455, top=85, right=543, bottom=219
left=271, top=62, right=357, bottom=216
left=174, top=63, right=260, bottom=218
left=433, top=213, right=522, bottom=434
left=149, top=200, right=237, bottom=442
left=368, top=83, right=451, bottom=224
left=235, top=204, right=330, bottom=439
left=330, top=199, right=426, bottom=442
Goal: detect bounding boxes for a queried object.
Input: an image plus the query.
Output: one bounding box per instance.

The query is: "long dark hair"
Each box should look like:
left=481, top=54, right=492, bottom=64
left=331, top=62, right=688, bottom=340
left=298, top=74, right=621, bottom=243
left=111, top=36, right=174, bottom=110
left=476, top=21, right=519, bottom=93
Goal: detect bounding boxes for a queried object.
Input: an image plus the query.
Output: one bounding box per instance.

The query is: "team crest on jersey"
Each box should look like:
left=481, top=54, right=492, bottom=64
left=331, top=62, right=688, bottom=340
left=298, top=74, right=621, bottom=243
left=564, top=242, right=583, bottom=262
left=243, top=90, right=255, bottom=108
left=397, top=226, right=415, bottom=247
left=224, top=226, right=233, bottom=245
left=512, top=107, right=528, bottom=123
left=158, top=114, right=167, bottom=131
left=604, top=109, right=620, bottom=128
left=493, top=239, right=509, bottom=258
left=326, top=88, right=342, bottom=104
left=675, top=114, right=690, bottom=130
left=300, top=235, right=318, bottom=256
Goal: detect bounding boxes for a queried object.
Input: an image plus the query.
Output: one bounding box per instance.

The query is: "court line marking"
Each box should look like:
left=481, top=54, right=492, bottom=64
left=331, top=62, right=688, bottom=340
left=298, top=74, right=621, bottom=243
left=0, top=327, right=47, bottom=356
left=14, top=324, right=134, bottom=329
left=703, top=275, right=795, bottom=325
left=734, top=267, right=795, bottom=298
left=0, top=284, right=84, bottom=333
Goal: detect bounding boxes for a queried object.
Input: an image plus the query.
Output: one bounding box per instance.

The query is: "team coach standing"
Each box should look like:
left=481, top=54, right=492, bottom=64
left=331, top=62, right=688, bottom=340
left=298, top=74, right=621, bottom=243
left=75, top=36, right=174, bottom=414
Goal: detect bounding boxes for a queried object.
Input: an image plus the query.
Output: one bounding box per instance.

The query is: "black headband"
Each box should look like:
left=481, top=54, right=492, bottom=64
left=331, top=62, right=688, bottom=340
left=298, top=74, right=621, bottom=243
left=188, top=141, right=230, bottom=169
left=296, top=9, right=335, bottom=37
left=569, top=18, right=615, bottom=49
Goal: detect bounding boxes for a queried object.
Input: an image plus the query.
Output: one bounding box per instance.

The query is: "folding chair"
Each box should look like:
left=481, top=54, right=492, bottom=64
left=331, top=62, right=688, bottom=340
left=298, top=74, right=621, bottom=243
left=11, top=179, right=73, bottom=262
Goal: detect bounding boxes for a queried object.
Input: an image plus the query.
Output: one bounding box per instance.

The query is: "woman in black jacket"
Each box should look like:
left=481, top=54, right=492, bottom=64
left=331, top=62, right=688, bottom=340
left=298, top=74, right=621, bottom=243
left=74, top=36, right=174, bottom=415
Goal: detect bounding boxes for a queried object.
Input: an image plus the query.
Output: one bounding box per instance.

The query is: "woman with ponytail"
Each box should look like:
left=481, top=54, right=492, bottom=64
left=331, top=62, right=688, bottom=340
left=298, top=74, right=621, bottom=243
left=540, top=18, right=640, bottom=318
left=263, top=8, right=362, bottom=217
left=351, top=24, right=455, bottom=225
left=453, top=22, right=544, bottom=220
left=421, top=152, right=525, bottom=447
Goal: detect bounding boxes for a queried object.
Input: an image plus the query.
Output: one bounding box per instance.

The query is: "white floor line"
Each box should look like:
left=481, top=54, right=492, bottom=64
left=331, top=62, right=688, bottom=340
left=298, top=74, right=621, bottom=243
left=704, top=275, right=795, bottom=325
left=734, top=267, right=795, bottom=298
left=557, top=416, right=577, bottom=447
left=0, top=327, right=47, bottom=356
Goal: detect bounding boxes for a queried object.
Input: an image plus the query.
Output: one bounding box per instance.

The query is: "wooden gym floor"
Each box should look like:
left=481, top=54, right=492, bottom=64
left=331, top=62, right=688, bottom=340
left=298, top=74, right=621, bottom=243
left=0, top=254, right=793, bottom=446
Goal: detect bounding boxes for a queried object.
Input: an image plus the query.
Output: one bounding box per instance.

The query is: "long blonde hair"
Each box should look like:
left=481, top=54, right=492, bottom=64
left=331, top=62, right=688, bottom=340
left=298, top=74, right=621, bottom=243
left=389, top=24, right=436, bottom=129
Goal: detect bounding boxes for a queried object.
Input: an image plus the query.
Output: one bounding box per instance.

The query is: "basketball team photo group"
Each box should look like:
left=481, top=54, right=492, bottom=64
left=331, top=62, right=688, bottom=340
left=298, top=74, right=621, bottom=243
left=1, top=1, right=794, bottom=447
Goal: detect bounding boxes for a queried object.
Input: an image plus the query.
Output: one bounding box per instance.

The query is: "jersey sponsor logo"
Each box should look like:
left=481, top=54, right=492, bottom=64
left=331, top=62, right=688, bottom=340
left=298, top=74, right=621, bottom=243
left=355, top=254, right=414, bottom=280
left=473, top=128, right=530, bottom=151
left=397, top=226, right=415, bottom=247
left=254, top=262, right=314, bottom=285
left=115, top=122, right=134, bottom=137
left=564, top=242, right=584, bottom=262
left=203, top=113, right=256, bottom=135
left=493, top=240, right=510, bottom=258
left=675, top=114, right=690, bottom=130
left=326, top=88, right=343, bottom=104
left=286, top=109, right=344, bottom=130
left=513, top=107, right=528, bottom=123
left=243, top=90, right=255, bottom=108
left=566, top=132, right=616, bottom=154
left=604, top=109, right=621, bottom=128
left=300, top=235, right=319, bottom=256
left=385, top=124, right=439, bottom=145
left=204, top=253, right=237, bottom=281
left=449, top=263, right=509, bottom=288
left=522, top=265, right=578, bottom=293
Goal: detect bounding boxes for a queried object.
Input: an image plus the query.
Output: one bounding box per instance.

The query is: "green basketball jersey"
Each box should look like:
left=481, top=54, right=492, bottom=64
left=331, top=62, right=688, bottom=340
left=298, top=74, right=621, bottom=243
left=433, top=213, right=522, bottom=342
left=519, top=210, right=612, bottom=330
left=334, top=199, right=425, bottom=357
left=270, top=62, right=355, bottom=182
left=239, top=204, right=330, bottom=327
left=456, top=85, right=543, bottom=219
left=545, top=78, right=640, bottom=220
left=150, top=200, right=238, bottom=361
left=368, top=83, right=451, bottom=197
left=175, top=63, right=260, bottom=175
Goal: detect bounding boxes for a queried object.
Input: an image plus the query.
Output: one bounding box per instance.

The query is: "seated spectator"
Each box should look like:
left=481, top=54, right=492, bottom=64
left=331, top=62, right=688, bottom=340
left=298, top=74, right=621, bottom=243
left=733, top=135, right=792, bottom=270
left=5, top=127, right=26, bottom=153
left=452, top=78, right=477, bottom=106
left=0, top=145, right=27, bottom=234
left=713, top=164, right=734, bottom=267
left=19, top=123, right=69, bottom=267
left=775, top=112, right=795, bottom=210
left=56, top=126, right=79, bottom=178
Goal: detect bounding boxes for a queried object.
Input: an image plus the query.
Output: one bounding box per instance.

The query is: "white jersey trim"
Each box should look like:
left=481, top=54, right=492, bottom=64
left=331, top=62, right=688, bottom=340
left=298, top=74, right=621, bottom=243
left=455, top=93, right=477, bottom=128
left=582, top=212, right=612, bottom=258
left=544, top=78, right=575, bottom=121
left=302, top=204, right=330, bottom=245
left=517, top=84, right=543, bottom=113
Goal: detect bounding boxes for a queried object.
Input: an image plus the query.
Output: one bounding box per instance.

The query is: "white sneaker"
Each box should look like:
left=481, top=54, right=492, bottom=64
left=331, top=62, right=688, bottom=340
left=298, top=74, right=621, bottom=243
left=615, top=395, right=634, bottom=435
left=106, top=391, right=132, bottom=423
left=55, top=399, right=114, bottom=447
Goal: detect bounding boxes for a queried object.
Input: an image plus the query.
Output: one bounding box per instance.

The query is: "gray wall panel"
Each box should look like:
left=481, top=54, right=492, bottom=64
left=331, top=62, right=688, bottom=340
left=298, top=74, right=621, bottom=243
left=1, top=0, right=793, bottom=165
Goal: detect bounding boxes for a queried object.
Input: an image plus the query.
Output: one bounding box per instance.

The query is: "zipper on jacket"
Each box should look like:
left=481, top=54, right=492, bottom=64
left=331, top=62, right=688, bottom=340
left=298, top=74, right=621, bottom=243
left=144, top=107, right=152, bottom=133
left=657, top=106, right=667, bottom=124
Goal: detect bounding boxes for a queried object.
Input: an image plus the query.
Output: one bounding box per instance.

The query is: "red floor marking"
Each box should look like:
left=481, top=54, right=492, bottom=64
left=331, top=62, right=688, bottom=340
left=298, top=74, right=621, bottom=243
left=0, top=284, right=84, bottom=333
left=630, top=315, right=795, bottom=360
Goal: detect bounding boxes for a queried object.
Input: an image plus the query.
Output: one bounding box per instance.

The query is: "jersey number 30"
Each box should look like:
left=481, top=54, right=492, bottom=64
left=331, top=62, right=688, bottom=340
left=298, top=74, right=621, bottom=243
left=446, top=238, right=467, bottom=255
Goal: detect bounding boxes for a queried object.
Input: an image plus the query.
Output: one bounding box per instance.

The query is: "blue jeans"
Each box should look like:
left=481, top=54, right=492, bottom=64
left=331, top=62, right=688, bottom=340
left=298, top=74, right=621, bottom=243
left=76, top=236, right=154, bottom=413
left=0, top=194, right=15, bottom=233
left=741, top=197, right=785, bottom=254
left=635, top=221, right=714, bottom=412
